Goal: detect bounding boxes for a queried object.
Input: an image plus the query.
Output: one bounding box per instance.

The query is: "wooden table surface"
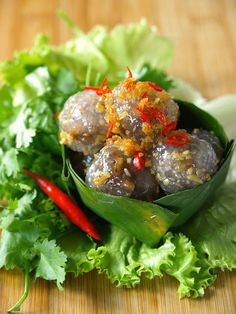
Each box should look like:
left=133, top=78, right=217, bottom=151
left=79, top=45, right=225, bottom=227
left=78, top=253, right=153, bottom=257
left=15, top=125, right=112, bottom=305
left=0, top=0, right=236, bottom=313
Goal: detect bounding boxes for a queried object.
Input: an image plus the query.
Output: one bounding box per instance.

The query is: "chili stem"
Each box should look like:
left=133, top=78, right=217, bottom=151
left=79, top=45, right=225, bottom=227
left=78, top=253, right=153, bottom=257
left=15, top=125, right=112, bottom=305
left=8, top=268, right=30, bottom=313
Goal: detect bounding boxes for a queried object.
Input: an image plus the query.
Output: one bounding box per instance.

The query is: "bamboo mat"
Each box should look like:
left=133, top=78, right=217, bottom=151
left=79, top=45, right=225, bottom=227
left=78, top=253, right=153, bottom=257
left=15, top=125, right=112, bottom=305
left=0, top=0, right=235, bottom=313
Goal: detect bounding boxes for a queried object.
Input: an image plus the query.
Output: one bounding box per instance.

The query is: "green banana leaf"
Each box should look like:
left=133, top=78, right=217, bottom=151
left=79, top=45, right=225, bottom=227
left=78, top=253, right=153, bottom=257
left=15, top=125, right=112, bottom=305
left=67, top=100, right=234, bottom=246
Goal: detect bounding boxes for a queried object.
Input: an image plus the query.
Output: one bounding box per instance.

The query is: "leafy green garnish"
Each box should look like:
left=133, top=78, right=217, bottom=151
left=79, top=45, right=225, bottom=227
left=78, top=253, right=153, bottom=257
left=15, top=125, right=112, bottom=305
left=87, top=226, right=216, bottom=297
left=136, top=63, right=174, bottom=91
left=34, top=239, right=67, bottom=289
left=184, top=183, right=236, bottom=270
left=58, top=227, right=96, bottom=275
left=0, top=15, right=235, bottom=313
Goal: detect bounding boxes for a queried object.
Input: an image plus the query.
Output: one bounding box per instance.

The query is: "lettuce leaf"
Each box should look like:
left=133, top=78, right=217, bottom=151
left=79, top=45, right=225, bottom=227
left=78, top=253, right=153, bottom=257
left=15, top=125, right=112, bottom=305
left=87, top=226, right=215, bottom=297
left=183, top=184, right=236, bottom=270
left=0, top=18, right=174, bottom=87
left=87, top=19, right=173, bottom=77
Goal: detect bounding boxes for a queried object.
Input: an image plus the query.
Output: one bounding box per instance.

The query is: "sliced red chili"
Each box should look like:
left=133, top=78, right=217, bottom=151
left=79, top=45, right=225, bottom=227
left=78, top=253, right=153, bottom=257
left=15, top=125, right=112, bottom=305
left=127, top=66, right=133, bottom=78
left=136, top=107, right=152, bottom=124
left=148, top=107, right=166, bottom=125
left=106, top=123, right=114, bottom=138
left=141, top=92, right=148, bottom=99
left=162, top=121, right=177, bottom=136
left=133, top=151, right=146, bottom=170
left=24, top=169, right=101, bottom=241
left=165, top=133, right=189, bottom=146
left=148, top=82, right=163, bottom=92
left=85, top=78, right=112, bottom=96
left=136, top=102, right=167, bottom=126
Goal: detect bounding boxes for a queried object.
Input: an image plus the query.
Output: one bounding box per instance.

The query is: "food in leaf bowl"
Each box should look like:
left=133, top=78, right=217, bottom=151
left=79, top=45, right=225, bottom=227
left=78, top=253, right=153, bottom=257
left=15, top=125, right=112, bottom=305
left=59, top=70, right=234, bottom=246
left=0, top=13, right=235, bottom=313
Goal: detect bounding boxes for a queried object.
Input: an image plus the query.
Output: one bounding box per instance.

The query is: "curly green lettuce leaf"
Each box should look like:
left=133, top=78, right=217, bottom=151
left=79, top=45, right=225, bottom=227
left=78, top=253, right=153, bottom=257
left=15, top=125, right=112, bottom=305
left=163, top=233, right=216, bottom=297
left=1, top=16, right=174, bottom=86
left=87, top=225, right=215, bottom=297
left=86, top=19, right=173, bottom=79
left=171, top=80, right=236, bottom=139
left=183, top=183, right=236, bottom=270
left=170, top=78, right=236, bottom=271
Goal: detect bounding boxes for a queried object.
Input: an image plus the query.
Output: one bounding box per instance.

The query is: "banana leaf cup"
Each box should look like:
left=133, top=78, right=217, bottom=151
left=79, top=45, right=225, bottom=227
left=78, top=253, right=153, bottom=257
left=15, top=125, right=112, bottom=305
left=66, top=100, right=234, bottom=247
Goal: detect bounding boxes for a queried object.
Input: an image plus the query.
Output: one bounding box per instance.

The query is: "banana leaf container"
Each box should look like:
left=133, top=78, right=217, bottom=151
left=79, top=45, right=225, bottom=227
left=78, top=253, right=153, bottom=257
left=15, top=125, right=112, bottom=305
left=67, top=100, right=234, bottom=246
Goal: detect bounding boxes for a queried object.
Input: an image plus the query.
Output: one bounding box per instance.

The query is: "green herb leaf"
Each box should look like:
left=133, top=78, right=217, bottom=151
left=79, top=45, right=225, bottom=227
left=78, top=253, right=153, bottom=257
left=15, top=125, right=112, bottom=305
left=88, top=225, right=215, bottom=297
left=34, top=239, right=67, bottom=290
left=58, top=227, right=96, bottom=275
left=184, top=183, right=236, bottom=270
left=136, top=63, right=174, bottom=91
left=0, top=217, right=40, bottom=269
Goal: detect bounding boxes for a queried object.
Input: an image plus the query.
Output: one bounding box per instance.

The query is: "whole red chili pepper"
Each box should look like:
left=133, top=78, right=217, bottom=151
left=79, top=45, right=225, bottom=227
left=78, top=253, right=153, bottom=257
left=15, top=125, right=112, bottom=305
left=24, top=169, right=101, bottom=241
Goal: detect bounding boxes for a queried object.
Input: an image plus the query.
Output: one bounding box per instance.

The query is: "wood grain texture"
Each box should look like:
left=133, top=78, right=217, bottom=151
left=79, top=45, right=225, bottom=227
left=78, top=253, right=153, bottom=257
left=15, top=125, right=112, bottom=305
left=0, top=0, right=235, bottom=313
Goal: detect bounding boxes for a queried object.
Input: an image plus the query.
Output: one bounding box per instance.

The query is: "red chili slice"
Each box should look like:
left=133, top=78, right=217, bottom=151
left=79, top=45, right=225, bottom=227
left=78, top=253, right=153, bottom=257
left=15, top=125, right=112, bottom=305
left=106, top=123, right=114, bottom=138
left=162, top=121, right=177, bottom=136
left=127, top=66, right=133, bottom=79
left=141, top=92, right=148, bottom=99
left=136, top=103, right=167, bottom=126
left=165, top=133, right=189, bottom=146
left=85, top=78, right=112, bottom=96
left=133, top=151, right=146, bottom=170
left=148, top=82, right=163, bottom=92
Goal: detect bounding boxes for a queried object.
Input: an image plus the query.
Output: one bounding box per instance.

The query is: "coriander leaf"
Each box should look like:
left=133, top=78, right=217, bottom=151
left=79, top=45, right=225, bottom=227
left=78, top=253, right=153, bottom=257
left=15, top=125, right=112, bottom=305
left=14, top=190, right=37, bottom=216
left=34, top=239, right=67, bottom=290
left=0, top=148, right=19, bottom=182
left=0, top=217, right=40, bottom=269
left=9, top=107, right=36, bottom=148
left=54, top=68, right=80, bottom=94
left=0, top=85, right=14, bottom=124
left=24, top=67, right=51, bottom=95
